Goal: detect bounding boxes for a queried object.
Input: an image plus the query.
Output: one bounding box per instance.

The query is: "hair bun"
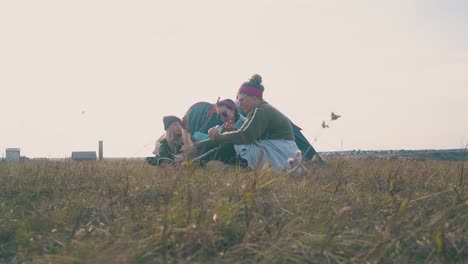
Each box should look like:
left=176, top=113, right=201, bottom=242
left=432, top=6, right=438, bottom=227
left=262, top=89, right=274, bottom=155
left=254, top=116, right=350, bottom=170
left=250, top=74, right=262, bottom=86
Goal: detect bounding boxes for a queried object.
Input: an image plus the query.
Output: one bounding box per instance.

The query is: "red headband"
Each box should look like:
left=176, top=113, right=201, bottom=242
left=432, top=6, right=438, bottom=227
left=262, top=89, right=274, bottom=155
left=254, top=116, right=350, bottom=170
left=238, top=85, right=263, bottom=99
left=216, top=98, right=237, bottom=111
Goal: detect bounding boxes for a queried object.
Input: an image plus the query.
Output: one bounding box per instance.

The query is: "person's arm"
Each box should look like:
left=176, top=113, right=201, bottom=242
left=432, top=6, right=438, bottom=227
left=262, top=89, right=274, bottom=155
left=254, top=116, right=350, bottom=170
left=182, top=139, right=219, bottom=159
left=213, top=107, right=268, bottom=145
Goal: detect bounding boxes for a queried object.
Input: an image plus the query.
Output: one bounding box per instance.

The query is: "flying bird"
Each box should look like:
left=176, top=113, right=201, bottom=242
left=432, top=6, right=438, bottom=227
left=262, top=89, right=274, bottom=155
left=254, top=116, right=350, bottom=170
left=331, top=112, right=341, bottom=121
left=81, top=110, right=85, bottom=115
left=322, top=121, right=329, bottom=128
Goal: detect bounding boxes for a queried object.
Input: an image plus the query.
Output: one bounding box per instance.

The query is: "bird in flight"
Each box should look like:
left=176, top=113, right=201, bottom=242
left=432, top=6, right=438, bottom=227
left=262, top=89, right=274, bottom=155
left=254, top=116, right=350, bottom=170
left=322, top=121, right=329, bottom=128
left=331, top=112, right=341, bottom=121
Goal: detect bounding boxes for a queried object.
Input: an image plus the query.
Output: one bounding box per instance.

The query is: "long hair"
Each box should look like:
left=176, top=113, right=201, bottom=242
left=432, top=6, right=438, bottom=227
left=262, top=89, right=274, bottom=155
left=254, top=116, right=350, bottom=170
left=165, top=127, right=192, bottom=153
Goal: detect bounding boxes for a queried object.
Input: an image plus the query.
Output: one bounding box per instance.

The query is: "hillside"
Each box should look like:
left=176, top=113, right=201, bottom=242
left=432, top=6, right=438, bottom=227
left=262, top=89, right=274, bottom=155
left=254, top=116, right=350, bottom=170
left=0, top=158, right=466, bottom=263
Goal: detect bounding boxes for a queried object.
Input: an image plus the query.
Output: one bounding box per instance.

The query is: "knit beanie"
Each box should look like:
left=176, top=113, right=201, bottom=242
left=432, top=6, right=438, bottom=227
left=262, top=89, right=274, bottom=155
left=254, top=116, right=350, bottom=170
left=163, top=115, right=181, bottom=130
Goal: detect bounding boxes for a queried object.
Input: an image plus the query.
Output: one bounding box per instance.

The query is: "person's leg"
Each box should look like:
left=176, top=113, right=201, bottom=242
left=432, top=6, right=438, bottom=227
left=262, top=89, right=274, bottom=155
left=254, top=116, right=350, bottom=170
left=146, top=156, right=158, bottom=166
left=213, top=144, right=249, bottom=168
left=234, top=144, right=265, bottom=170
left=234, top=141, right=300, bottom=171
left=236, top=156, right=249, bottom=168
left=190, top=140, right=219, bottom=166
left=214, top=143, right=237, bottom=164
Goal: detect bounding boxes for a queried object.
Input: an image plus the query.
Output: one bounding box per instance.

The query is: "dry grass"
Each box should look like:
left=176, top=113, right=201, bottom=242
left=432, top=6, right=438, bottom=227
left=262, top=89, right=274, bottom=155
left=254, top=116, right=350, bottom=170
left=0, top=158, right=466, bottom=263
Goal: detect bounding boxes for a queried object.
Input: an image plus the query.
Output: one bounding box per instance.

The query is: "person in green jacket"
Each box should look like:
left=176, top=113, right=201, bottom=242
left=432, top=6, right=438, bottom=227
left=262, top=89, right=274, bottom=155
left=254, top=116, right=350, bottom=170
left=185, top=74, right=301, bottom=171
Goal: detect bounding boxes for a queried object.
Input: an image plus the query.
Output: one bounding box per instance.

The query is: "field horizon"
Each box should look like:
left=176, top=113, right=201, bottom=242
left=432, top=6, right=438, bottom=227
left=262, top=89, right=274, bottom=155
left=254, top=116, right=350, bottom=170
left=3, top=147, right=467, bottom=162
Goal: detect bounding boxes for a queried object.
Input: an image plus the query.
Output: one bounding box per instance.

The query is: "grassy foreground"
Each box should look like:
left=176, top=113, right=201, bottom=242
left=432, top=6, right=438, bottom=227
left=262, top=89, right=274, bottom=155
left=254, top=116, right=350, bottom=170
left=0, top=158, right=466, bottom=263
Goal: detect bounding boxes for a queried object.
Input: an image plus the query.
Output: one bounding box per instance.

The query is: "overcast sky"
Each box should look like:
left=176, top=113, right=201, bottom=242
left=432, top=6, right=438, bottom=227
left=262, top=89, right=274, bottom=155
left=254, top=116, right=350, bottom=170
left=1, top=0, right=467, bottom=158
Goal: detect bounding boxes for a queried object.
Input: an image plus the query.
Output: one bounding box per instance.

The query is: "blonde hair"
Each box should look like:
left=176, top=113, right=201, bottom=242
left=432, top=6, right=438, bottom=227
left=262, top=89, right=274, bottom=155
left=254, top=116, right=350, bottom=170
left=165, top=127, right=192, bottom=153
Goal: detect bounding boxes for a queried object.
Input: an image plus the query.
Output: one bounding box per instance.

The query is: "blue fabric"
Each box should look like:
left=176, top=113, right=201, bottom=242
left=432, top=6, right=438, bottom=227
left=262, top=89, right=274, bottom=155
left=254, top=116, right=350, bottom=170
left=193, top=132, right=209, bottom=141
left=234, top=140, right=299, bottom=171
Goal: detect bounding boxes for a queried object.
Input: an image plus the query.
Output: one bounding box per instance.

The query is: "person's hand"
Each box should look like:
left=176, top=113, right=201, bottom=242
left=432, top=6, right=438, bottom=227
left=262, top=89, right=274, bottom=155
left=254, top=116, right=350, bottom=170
left=181, top=144, right=194, bottom=155
left=222, top=120, right=236, bottom=132
left=208, top=126, right=220, bottom=140
left=174, top=154, right=184, bottom=163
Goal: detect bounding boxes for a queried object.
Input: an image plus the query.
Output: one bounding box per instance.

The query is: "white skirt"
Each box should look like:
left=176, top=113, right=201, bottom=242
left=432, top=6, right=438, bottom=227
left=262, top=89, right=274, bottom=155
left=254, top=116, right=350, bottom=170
left=234, top=139, right=299, bottom=171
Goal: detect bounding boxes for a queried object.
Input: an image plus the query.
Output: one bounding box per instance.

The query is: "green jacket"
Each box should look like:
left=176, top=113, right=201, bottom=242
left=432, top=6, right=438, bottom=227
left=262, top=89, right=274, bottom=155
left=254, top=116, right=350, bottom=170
left=158, top=138, right=182, bottom=161
left=213, top=101, right=294, bottom=145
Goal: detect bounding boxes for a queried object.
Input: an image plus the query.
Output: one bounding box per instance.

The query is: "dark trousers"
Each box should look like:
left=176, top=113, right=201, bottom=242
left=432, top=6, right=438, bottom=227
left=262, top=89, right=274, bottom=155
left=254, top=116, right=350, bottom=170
left=197, top=143, right=247, bottom=168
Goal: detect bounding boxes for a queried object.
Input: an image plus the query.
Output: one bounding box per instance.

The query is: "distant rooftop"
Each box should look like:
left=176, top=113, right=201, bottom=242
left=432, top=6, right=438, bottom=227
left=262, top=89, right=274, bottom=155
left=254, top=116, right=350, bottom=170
left=71, top=151, right=97, bottom=161
left=5, top=148, right=21, bottom=162
left=6, top=148, right=21, bottom=152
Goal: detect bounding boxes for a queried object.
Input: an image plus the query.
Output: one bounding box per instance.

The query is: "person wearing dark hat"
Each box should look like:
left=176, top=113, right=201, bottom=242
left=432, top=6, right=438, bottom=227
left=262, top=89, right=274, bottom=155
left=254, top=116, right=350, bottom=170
left=163, top=115, right=182, bottom=131
left=205, top=74, right=300, bottom=171
left=147, top=115, right=193, bottom=166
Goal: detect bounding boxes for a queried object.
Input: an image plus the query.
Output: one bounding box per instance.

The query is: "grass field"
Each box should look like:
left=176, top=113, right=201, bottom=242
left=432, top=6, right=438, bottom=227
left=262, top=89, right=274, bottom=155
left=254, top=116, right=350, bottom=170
left=0, top=158, right=466, bottom=263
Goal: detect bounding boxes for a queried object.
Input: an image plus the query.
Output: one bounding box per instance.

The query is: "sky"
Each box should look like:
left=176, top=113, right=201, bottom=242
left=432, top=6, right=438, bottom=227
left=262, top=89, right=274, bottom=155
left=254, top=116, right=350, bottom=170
left=1, top=0, right=467, bottom=158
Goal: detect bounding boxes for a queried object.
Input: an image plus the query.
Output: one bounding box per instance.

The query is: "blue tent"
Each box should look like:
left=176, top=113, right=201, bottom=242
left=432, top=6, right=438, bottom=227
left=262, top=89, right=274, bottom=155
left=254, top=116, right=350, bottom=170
left=181, top=102, right=223, bottom=134
left=290, top=122, right=322, bottom=162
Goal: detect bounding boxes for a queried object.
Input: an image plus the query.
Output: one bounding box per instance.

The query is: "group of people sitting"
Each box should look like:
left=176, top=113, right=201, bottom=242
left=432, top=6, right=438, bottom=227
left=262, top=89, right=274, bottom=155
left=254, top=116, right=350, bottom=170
left=147, top=74, right=322, bottom=171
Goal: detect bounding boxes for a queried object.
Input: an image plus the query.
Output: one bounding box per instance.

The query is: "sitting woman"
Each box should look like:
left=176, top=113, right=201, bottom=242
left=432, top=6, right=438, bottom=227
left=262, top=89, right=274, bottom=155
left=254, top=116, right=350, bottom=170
left=181, top=99, right=249, bottom=166
left=193, top=98, right=248, bottom=165
left=147, top=115, right=192, bottom=166
left=216, top=98, right=246, bottom=132
left=186, top=74, right=301, bottom=171
left=189, top=98, right=245, bottom=141
left=220, top=98, right=322, bottom=163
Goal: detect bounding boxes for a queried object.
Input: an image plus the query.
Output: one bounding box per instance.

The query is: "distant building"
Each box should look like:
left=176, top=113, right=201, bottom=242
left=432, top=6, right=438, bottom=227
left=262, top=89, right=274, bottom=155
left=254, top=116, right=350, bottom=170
left=6, top=148, right=21, bottom=162
left=71, top=151, right=97, bottom=161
